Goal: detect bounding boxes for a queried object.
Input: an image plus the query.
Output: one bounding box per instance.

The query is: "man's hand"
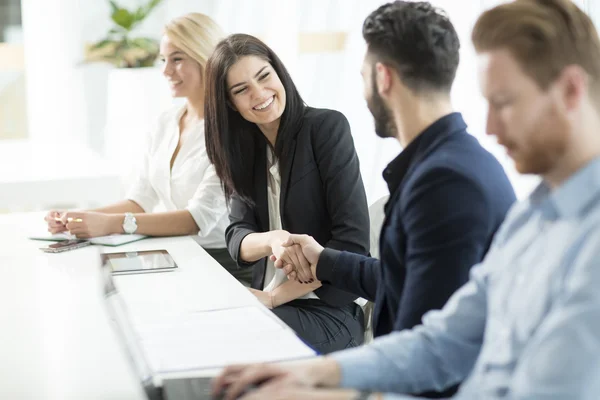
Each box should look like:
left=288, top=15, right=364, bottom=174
left=273, top=234, right=325, bottom=283
left=212, top=358, right=342, bottom=400
left=212, top=363, right=296, bottom=400
left=269, top=232, right=314, bottom=283
left=274, top=244, right=314, bottom=283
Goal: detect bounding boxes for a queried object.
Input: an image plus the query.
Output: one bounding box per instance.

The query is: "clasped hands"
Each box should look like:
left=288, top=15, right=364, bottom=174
left=271, top=234, right=325, bottom=284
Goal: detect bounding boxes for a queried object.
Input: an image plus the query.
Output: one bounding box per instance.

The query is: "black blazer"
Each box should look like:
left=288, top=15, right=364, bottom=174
left=225, top=107, right=370, bottom=307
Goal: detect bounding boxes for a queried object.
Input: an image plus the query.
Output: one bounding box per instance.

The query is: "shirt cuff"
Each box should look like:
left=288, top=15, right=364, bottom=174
left=330, top=346, right=381, bottom=389
left=316, top=248, right=342, bottom=282
left=186, top=200, right=227, bottom=239
left=126, top=193, right=155, bottom=214
left=381, top=394, right=415, bottom=400
left=234, top=229, right=260, bottom=268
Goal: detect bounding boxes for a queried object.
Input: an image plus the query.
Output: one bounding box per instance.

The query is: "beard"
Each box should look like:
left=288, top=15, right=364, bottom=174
left=366, top=72, right=397, bottom=138
left=507, top=100, right=570, bottom=176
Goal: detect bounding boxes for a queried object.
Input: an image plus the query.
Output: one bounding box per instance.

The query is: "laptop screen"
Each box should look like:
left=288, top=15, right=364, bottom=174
left=100, top=258, right=160, bottom=399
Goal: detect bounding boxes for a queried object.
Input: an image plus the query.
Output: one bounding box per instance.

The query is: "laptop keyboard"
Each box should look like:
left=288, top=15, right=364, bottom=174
left=163, top=377, right=220, bottom=400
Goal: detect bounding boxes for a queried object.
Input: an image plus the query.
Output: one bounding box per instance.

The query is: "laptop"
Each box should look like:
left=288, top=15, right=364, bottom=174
left=100, top=257, right=219, bottom=400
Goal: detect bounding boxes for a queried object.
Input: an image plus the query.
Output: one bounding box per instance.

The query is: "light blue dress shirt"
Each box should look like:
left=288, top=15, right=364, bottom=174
left=332, top=157, right=600, bottom=399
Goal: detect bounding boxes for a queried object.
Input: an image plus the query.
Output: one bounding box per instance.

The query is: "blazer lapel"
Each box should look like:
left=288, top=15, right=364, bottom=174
left=379, top=129, right=452, bottom=255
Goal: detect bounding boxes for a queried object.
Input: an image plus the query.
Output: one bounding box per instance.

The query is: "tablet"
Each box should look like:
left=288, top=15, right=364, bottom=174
left=101, top=250, right=178, bottom=275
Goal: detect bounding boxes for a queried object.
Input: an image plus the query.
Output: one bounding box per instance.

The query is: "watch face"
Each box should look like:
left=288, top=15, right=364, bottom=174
left=124, top=221, right=137, bottom=233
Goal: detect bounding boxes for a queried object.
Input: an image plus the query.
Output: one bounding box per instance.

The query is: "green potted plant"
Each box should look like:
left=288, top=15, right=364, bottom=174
left=92, top=0, right=171, bottom=180
left=87, top=0, right=163, bottom=68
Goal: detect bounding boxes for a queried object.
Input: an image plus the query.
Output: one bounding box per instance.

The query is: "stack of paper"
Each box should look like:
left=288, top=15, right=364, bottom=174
left=132, top=306, right=316, bottom=373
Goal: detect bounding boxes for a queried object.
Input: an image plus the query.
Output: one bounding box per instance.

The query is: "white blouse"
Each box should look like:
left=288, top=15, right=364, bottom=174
left=263, top=146, right=318, bottom=300
left=126, top=105, right=228, bottom=249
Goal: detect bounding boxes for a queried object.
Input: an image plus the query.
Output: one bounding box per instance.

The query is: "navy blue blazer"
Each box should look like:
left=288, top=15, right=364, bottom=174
left=317, top=113, right=516, bottom=336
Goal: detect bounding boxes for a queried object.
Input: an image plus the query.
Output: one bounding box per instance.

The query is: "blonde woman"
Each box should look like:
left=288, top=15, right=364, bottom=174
left=45, top=13, right=250, bottom=283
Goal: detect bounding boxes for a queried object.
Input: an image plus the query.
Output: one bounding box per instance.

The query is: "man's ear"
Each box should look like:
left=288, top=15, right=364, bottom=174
left=559, top=64, right=587, bottom=112
left=375, top=62, right=393, bottom=96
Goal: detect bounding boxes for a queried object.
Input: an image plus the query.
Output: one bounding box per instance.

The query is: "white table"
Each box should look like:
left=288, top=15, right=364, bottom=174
left=0, top=212, right=305, bottom=399
left=0, top=240, right=147, bottom=399
left=105, top=236, right=259, bottom=320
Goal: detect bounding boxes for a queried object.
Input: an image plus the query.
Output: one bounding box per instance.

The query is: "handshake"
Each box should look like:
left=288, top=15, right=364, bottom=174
left=271, top=234, right=325, bottom=284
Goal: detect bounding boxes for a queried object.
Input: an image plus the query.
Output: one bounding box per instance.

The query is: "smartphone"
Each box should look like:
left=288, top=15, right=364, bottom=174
left=40, top=239, right=91, bottom=253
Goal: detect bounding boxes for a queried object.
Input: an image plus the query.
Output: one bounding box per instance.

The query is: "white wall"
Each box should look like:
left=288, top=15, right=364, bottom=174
left=17, top=0, right=600, bottom=204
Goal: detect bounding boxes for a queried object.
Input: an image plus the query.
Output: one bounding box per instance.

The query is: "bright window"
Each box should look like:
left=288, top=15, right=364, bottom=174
left=0, top=0, right=26, bottom=140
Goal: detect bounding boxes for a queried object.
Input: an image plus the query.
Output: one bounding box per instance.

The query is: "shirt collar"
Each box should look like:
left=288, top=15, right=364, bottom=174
left=529, top=156, right=600, bottom=219
left=175, top=104, right=187, bottom=121
left=383, top=112, right=467, bottom=194
left=174, top=105, right=205, bottom=130
left=266, top=145, right=279, bottom=177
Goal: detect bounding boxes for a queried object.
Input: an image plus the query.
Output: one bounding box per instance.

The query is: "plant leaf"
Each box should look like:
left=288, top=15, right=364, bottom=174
left=132, top=7, right=146, bottom=25
left=130, top=37, right=158, bottom=53
left=132, top=0, right=163, bottom=26
left=109, top=0, right=119, bottom=14
left=111, top=8, right=134, bottom=30
left=108, top=27, right=125, bottom=36
left=91, top=39, right=116, bottom=50
left=138, top=57, right=157, bottom=67
left=146, top=0, right=163, bottom=13
left=114, top=39, right=130, bottom=53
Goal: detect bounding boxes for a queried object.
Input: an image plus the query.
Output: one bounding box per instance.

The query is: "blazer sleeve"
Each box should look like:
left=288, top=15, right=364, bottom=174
left=225, top=194, right=259, bottom=268
left=312, top=111, right=370, bottom=255
left=394, top=166, right=491, bottom=330
left=317, top=248, right=381, bottom=302
left=309, top=111, right=371, bottom=306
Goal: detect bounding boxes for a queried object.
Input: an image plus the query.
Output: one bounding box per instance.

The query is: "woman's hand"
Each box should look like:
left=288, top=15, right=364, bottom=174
left=269, top=231, right=314, bottom=283
left=44, top=210, right=68, bottom=234
left=271, top=235, right=323, bottom=283
left=60, top=211, right=120, bottom=238
left=248, top=288, right=274, bottom=309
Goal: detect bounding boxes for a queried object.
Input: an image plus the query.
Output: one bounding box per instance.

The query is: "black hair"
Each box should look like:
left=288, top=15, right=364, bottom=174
left=204, top=34, right=305, bottom=204
left=363, top=1, right=460, bottom=93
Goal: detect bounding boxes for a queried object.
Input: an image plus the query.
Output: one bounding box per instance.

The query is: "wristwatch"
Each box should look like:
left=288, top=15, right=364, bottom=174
left=122, top=212, right=138, bottom=234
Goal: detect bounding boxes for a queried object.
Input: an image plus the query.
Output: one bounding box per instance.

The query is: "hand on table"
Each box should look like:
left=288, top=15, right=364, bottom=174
left=58, top=211, right=117, bottom=239
left=44, top=210, right=68, bottom=234
left=237, top=384, right=361, bottom=400
left=212, top=362, right=323, bottom=400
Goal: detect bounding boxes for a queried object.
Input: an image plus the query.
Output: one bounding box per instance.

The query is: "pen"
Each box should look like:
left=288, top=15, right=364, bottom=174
left=54, top=217, right=83, bottom=223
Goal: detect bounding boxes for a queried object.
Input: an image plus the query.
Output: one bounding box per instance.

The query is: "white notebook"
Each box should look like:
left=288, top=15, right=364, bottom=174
left=29, top=232, right=147, bottom=247
left=133, top=306, right=316, bottom=373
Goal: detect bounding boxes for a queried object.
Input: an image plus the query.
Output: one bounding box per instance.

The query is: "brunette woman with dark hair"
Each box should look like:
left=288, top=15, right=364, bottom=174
left=204, top=34, right=369, bottom=353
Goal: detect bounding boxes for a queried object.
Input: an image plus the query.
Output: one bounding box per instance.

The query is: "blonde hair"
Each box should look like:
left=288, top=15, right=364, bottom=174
left=164, top=13, right=225, bottom=73
left=472, top=0, right=600, bottom=102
